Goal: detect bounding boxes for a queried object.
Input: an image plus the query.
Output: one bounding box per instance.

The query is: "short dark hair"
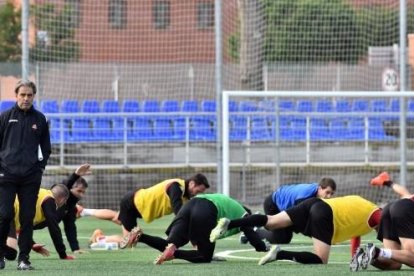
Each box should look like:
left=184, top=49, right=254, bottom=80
left=188, top=173, right=210, bottom=188
left=318, top=177, right=336, bottom=191
left=73, top=177, right=88, bottom=188
left=14, top=79, right=37, bottom=94
left=51, top=183, right=70, bottom=199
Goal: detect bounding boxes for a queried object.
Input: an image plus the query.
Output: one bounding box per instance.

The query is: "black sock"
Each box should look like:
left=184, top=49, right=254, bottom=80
left=139, top=234, right=168, bottom=252
left=277, top=250, right=323, bottom=264
left=228, top=214, right=268, bottom=229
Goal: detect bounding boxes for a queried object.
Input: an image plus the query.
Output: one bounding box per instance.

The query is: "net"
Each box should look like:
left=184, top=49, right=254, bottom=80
left=0, top=0, right=412, bottom=208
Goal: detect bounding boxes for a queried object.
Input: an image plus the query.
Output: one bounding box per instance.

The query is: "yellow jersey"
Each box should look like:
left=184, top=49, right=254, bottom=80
left=14, top=188, right=54, bottom=231
left=322, top=195, right=378, bottom=244
left=134, top=178, right=187, bottom=223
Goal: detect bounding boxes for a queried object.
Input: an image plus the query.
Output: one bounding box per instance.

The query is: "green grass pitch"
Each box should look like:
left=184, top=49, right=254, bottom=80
left=3, top=215, right=412, bottom=275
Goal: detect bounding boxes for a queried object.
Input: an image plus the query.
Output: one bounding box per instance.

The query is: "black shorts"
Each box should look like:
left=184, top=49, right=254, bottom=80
left=285, top=197, right=334, bottom=245
left=118, top=190, right=142, bottom=231
left=263, top=193, right=280, bottom=215
left=377, top=198, right=414, bottom=243
left=166, top=198, right=218, bottom=247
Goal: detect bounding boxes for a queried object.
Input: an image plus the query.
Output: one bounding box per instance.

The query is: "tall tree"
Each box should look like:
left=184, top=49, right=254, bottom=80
left=0, top=1, right=21, bottom=62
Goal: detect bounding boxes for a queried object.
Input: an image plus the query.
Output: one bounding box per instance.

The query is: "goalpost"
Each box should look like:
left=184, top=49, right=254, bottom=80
left=222, top=91, right=414, bottom=205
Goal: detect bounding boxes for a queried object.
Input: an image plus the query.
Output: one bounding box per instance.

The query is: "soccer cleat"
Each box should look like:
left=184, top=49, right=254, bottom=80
left=361, top=243, right=379, bottom=270
left=258, top=245, right=280, bottom=265
left=119, top=226, right=143, bottom=249
left=17, top=260, right=34, bottom=270
left=239, top=233, right=248, bottom=244
left=154, top=243, right=177, bottom=265
left=89, top=229, right=104, bottom=244
left=209, top=218, right=230, bottom=243
left=0, top=257, right=4, bottom=269
left=349, top=247, right=365, bottom=272
left=370, top=172, right=392, bottom=187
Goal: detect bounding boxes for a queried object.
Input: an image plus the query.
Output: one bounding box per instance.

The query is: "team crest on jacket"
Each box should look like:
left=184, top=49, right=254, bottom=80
left=32, top=124, right=37, bottom=130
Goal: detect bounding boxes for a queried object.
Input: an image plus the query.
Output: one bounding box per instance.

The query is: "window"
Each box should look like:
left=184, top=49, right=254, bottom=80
left=65, top=0, right=81, bottom=28
left=197, top=2, right=214, bottom=29
left=109, top=0, right=127, bottom=29
left=153, top=0, right=170, bottom=29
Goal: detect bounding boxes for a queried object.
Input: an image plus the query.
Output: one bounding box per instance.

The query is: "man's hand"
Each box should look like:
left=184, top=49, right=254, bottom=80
left=75, top=163, right=92, bottom=177
left=62, top=255, right=76, bottom=260
left=32, top=244, right=50, bottom=257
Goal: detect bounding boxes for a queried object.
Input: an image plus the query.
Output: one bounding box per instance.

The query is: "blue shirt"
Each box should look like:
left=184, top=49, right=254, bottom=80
left=272, top=183, right=319, bottom=211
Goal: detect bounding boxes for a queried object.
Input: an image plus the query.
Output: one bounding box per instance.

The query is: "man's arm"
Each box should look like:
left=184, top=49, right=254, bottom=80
left=63, top=163, right=91, bottom=190
left=166, top=182, right=183, bottom=215
left=42, top=198, right=72, bottom=259
left=62, top=206, right=80, bottom=252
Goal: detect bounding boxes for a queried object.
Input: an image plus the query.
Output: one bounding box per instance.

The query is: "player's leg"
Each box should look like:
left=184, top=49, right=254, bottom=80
left=117, top=191, right=142, bottom=249
left=79, top=207, right=121, bottom=225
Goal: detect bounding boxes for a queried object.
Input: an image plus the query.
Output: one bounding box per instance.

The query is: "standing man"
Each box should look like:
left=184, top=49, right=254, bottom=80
left=0, top=79, right=51, bottom=270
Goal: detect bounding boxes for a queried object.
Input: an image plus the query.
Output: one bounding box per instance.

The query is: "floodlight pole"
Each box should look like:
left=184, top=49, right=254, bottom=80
left=399, top=0, right=407, bottom=185
left=215, top=0, right=224, bottom=194
left=22, top=0, right=30, bottom=81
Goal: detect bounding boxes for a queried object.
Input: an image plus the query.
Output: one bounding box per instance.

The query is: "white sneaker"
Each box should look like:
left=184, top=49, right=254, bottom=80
left=349, top=247, right=365, bottom=272
left=209, top=218, right=230, bottom=242
left=361, top=243, right=378, bottom=269
left=258, top=245, right=280, bottom=265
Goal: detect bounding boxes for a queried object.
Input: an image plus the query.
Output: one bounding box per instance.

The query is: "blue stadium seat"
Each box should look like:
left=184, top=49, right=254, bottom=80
left=258, top=100, right=275, bottom=112
left=127, top=117, right=153, bottom=141
left=347, top=118, right=365, bottom=140
left=330, top=118, right=349, bottom=141
left=270, top=115, right=291, bottom=141
left=102, top=100, right=120, bottom=113
left=370, top=99, right=388, bottom=112
left=239, top=100, right=258, bottom=112
left=352, top=99, right=369, bottom=112
left=296, top=100, right=313, bottom=113
left=182, top=100, right=198, bottom=113
left=161, top=100, right=180, bottom=113
left=40, top=100, right=60, bottom=142
left=229, top=115, right=247, bottom=141
left=250, top=116, right=272, bottom=141
left=390, top=98, right=400, bottom=112
left=61, top=100, right=80, bottom=113
left=335, top=99, right=351, bottom=113
left=228, top=100, right=238, bottom=112
left=70, top=118, right=93, bottom=142
left=41, top=100, right=59, bottom=113
left=201, top=99, right=216, bottom=112
left=172, top=116, right=188, bottom=141
left=278, top=100, right=295, bottom=112
left=0, top=100, right=15, bottom=112
left=153, top=118, right=175, bottom=141
left=290, top=116, right=307, bottom=141
left=190, top=115, right=216, bottom=141
left=142, top=100, right=160, bottom=113
left=122, top=100, right=140, bottom=112
left=310, top=118, right=330, bottom=140
left=82, top=100, right=100, bottom=113
left=315, top=100, right=333, bottom=113
left=368, top=118, right=392, bottom=141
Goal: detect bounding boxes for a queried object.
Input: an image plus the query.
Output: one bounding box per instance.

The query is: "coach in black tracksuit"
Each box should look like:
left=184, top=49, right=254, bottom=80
left=0, top=80, right=51, bottom=270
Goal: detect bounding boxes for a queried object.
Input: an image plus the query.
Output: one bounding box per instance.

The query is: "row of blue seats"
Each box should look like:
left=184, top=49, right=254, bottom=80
left=1, top=98, right=413, bottom=114
left=48, top=115, right=396, bottom=143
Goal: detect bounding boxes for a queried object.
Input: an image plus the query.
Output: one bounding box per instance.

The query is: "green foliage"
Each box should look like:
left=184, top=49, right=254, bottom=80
left=263, top=0, right=361, bottom=63
left=228, top=0, right=414, bottom=64
left=0, top=1, right=21, bottom=62
left=30, top=3, right=79, bottom=62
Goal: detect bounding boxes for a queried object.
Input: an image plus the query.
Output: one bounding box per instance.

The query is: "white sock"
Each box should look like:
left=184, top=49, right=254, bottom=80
left=379, top=248, right=392, bottom=259
left=80, top=208, right=95, bottom=217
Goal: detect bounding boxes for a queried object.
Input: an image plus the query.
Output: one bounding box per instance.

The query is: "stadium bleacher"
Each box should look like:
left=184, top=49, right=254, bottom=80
left=7, top=98, right=399, bottom=143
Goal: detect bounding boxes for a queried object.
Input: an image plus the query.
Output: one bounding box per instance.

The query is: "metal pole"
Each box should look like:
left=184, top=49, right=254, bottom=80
left=399, top=0, right=407, bottom=185
left=21, top=0, right=30, bottom=80
left=215, top=0, right=223, bottom=193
